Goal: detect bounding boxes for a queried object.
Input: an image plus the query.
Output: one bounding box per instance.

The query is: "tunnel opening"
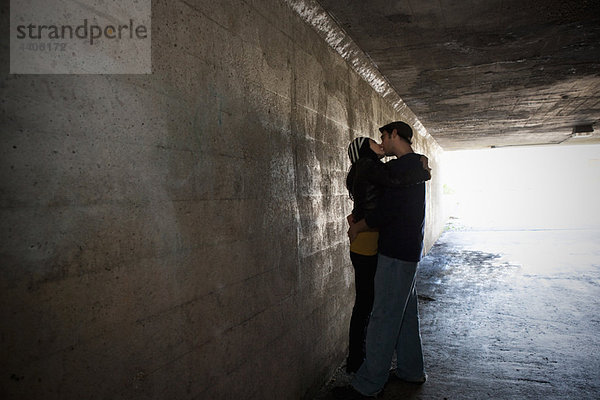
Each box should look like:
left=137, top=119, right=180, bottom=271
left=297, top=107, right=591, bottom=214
left=441, top=143, right=600, bottom=231
left=414, top=143, right=600, bottom=398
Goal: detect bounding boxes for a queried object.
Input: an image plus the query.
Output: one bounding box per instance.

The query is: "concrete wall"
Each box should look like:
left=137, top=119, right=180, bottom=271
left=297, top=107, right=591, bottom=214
left=0, top=1, right=444, bottom=399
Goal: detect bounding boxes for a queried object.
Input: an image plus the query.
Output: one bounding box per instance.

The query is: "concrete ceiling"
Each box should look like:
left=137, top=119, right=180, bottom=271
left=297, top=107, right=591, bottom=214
left=317, top=0, right=600, bottom=150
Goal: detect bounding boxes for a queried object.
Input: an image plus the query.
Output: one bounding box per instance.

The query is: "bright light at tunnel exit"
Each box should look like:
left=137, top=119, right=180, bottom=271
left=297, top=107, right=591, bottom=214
left=441, top=144, right=600, bottom=230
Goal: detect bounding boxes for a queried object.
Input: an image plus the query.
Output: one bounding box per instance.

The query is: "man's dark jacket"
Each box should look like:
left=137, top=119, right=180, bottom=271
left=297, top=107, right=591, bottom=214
left=364, top=153, right=427, bottom=262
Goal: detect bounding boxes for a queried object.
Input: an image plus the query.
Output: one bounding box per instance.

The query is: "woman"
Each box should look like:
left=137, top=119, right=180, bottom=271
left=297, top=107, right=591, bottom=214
left=345, top=136, right=430, bottom=373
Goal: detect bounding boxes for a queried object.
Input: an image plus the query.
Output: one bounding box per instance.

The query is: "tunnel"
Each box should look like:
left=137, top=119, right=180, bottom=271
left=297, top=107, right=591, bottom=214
left=1, top=0, right=599, bottom=399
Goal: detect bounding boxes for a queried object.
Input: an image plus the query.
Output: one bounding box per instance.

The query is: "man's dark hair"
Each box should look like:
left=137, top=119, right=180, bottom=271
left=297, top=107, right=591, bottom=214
left=379, top=121, right=413, bottom=144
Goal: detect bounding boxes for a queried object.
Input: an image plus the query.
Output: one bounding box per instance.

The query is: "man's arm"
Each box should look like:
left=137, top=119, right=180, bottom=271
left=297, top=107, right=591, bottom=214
left=367, top=155, right=431, bottom=187
left=363, top=157, right=426, bottom=230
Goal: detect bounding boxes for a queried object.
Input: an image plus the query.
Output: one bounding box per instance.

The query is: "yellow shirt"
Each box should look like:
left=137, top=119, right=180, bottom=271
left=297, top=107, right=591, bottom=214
left=350, top=231, right=379, bottom=256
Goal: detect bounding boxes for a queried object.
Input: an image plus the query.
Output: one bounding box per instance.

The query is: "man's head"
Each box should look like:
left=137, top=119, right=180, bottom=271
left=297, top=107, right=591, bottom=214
left=378, top=121, right=413, bottom=156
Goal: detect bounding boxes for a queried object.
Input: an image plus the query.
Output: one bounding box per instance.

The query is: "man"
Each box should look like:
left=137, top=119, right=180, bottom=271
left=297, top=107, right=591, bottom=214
left=335, top=121, right=429, bottom=399
left=344, top=137, right=431, bottom=375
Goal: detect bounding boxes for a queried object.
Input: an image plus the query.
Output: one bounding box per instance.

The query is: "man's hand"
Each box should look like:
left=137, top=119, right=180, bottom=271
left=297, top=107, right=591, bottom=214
left=346, top=213, right=356, bottom=226
left=420, top=155, right=431, bottom=173
left=348, top=218, right=369, bottom=243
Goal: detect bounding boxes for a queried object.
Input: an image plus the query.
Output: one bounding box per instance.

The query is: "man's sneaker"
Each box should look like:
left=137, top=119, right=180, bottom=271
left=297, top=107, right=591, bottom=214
left=332, top=385, right=382, bottom=399
left=388, top=371, right=427, bottom=385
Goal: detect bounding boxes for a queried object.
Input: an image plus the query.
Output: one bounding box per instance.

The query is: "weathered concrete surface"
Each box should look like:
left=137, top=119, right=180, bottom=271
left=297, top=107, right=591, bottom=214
left=316, top=227, right=600, bottom=399
left=317, top=0, right=600, bottom=149
left=285, top=0, right=446, bottom=254
left=0, top=0, right=444, bottom=399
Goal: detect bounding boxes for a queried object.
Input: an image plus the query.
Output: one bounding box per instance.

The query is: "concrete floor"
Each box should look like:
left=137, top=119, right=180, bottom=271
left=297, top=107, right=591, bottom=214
left=315, top=227, right=600, bottom=399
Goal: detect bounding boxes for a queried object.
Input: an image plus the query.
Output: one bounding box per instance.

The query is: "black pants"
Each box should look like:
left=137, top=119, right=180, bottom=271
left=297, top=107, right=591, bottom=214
left=347, top=251, right=378, bottom=373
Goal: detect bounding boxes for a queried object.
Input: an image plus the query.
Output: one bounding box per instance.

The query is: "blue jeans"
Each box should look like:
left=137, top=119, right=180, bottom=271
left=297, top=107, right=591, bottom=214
left=352, top=254, right=425, bottom=396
